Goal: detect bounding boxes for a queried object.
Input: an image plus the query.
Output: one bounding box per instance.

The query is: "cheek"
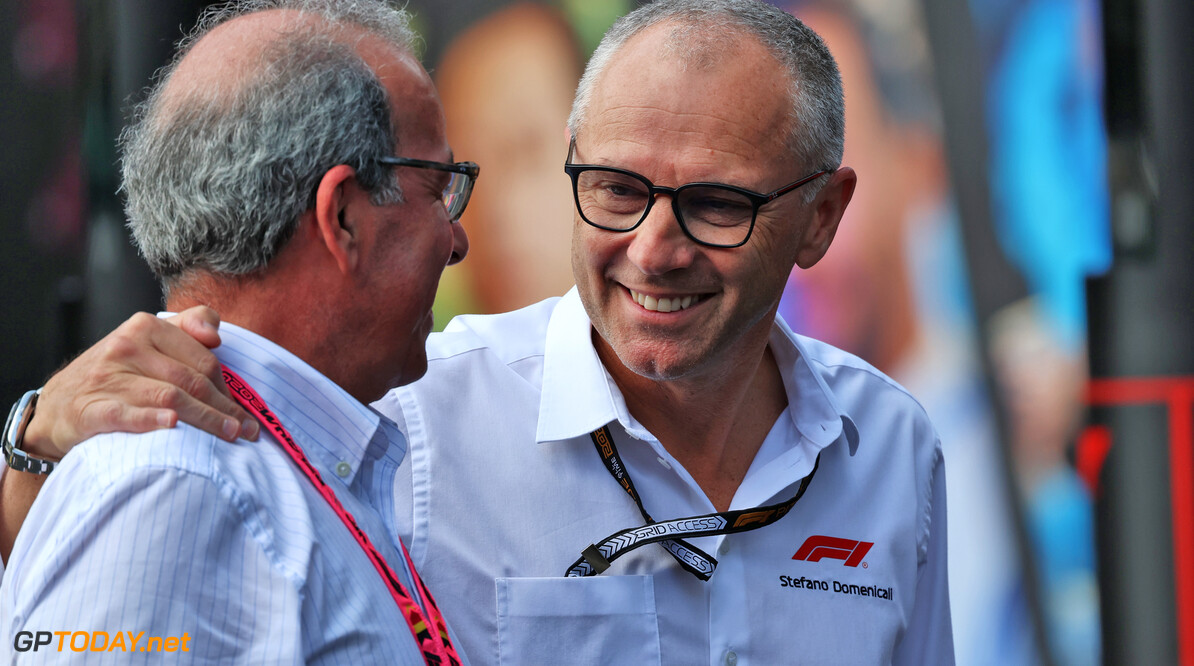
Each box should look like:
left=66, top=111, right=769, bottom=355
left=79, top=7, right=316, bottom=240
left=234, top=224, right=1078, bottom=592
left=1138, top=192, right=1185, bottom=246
left=571, top=222, right=612, bottom=282
left=415, top=219, right=455, bottom=278
left=736, top=224, right=803, bottom=284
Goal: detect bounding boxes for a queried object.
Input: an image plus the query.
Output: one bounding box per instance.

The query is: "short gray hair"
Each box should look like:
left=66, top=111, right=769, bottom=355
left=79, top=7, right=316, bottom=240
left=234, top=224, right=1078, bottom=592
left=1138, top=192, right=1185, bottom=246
left=121, top=0, right=418, bottom=289
left=567, top=0, right=844, bottom=199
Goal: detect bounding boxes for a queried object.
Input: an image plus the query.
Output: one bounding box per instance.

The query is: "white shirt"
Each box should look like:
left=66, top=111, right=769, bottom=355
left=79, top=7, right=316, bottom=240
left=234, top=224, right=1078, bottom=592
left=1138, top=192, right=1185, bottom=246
left=0, top=323, right=449, bottom=664
left=378, top=289, right=953, bottom=666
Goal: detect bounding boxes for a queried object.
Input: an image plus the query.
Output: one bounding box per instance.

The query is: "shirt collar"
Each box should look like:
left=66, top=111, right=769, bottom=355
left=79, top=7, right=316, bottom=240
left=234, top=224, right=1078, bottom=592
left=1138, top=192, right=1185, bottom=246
left=770, top=316, right=860, bottom=456
left=187, top=317, right=400, bottom=486
left=534, top=290, right=858, bottom=456
left=536, top=289, right=622, bottom=442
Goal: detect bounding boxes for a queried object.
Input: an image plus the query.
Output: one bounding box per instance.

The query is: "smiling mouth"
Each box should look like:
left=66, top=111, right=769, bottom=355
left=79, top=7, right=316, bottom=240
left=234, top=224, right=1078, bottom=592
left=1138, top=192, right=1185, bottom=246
left=628, top=288, right=705, bottom=313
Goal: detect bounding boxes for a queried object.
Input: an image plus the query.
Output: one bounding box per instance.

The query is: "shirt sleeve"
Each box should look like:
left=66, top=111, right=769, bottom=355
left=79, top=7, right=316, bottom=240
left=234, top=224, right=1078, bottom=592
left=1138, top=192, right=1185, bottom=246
left=0, top=447, right=303, bottom=663
left=894, top=441, right=956, bottom=665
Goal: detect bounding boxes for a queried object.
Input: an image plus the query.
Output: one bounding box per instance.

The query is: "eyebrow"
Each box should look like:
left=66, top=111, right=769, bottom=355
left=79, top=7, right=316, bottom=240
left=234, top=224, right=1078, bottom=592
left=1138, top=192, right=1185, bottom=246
left=572, top=139, right=764, bottom=191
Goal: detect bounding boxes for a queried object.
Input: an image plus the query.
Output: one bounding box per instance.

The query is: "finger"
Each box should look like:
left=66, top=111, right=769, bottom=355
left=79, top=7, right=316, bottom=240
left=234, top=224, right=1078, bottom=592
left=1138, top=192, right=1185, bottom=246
left=152, top=366, right=259, bottom=441
left=165, top=306, right=223, bottom=349
left=68, top=401, right=178, bottom=449
left=79, top=394, right=247, bottom=444
left=104, top=317, right=257, bottom=441
left=124, top=313, right=235, bottom=403
left=167, top=390, right=258, bottom=443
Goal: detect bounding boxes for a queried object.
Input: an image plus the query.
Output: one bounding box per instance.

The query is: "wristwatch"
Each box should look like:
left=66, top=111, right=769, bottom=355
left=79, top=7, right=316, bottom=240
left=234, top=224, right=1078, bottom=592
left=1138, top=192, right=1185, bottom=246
left=3, top=389, right=57, bottom=475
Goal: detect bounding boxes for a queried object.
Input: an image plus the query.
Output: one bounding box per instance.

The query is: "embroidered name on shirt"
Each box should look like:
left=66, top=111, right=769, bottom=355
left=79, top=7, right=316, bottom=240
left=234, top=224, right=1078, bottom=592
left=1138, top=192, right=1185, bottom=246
left=778, top=575, right=894, bottom=601
left=792, top=535, right=873, bottom=567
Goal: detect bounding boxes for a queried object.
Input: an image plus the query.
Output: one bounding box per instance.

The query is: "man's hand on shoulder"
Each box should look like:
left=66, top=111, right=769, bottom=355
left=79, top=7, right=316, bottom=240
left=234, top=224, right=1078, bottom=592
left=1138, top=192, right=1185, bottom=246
left=22, top=306, right=259, bottom=463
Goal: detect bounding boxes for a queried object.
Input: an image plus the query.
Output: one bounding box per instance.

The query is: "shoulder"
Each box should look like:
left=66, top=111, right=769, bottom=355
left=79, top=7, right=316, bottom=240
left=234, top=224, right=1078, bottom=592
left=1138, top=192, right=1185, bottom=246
left=66, top=423, right=298, bottom=498
left=425, top=297, right=559, bottom=365
left=785, top=330, right=942, bottom=494
left=44, top=426, right=309, bottom=540
left=64, top=425, right=227, bottom=491
left=28, top=426, right=285, bottom=537
left=390, top=298, right=559, bottom=406
left=61, top=422, right=312, bottom=549
left=789, top=334, right=946, bottom=563
left=795, top=333, right=936, bottom=435
left=374, top=298, right=561, bottom=440
left=48, top=425, right=316, bottom=570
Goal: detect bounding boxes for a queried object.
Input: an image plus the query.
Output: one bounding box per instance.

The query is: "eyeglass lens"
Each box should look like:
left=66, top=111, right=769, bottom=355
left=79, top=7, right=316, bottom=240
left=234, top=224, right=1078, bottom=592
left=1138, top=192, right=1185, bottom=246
left=442, top=172, right=472, bottom=221
left=574, top=169, right=755, bottom=246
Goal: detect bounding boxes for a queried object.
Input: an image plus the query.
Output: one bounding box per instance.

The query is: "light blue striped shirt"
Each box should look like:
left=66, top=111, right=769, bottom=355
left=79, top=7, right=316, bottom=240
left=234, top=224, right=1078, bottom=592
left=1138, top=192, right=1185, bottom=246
left=0, top=323, right=447, bottom=664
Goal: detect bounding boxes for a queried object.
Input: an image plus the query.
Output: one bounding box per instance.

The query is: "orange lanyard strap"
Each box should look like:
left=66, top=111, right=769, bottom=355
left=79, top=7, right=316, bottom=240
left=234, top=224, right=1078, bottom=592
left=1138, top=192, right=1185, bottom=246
left=223, top=367, right=460, bottom=666
left=567, top=425, right=819, bottom=581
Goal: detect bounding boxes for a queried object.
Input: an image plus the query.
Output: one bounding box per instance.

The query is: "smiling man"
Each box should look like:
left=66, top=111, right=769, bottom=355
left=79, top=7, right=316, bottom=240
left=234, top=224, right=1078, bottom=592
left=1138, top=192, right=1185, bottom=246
left=2, top=1, right=952, bottom=663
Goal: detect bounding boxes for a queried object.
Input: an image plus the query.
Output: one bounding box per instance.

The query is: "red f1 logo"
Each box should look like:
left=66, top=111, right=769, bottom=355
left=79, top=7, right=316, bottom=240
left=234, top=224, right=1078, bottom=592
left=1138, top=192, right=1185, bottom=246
left=792, top=536, right=873, bottom=567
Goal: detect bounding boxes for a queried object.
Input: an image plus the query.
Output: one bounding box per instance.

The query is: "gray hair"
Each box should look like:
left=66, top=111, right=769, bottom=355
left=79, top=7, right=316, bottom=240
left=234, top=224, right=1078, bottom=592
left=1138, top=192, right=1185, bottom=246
left=121, top=0, right=418, bottom=289
left=567, top=0, right=844, bottom=201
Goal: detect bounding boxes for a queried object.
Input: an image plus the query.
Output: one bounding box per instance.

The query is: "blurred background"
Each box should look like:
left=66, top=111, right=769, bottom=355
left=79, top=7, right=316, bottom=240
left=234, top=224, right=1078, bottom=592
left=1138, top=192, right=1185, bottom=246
left=2, top=0, right=1191, bottom=663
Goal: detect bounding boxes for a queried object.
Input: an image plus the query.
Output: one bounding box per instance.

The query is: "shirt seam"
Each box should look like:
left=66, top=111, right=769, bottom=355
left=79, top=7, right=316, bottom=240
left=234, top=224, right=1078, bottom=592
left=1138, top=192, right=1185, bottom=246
left=429, top=345, right=545, bottom=369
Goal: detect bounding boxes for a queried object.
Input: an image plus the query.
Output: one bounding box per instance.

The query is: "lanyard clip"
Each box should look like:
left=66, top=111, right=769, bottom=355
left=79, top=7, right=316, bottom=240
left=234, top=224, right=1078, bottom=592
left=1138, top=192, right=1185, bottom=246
left=581, top=544, right=612, bottom=574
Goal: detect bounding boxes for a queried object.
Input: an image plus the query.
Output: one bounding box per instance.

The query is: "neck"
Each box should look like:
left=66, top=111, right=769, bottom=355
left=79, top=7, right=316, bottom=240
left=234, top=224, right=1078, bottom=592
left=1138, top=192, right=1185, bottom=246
left=595, top=328, right=788, bottom=512
left=167, top=274, right=382, bottom=404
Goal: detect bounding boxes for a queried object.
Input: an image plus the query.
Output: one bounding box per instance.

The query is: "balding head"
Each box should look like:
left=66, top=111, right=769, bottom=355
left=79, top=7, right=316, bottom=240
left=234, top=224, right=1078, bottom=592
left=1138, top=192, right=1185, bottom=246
left=121, top=0, right=417, bottom=293
left=164, top=10, right=321, bottom=110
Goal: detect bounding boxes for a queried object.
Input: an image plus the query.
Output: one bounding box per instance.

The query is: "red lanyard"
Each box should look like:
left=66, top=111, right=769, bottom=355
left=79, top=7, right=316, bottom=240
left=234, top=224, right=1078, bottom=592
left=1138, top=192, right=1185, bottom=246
left=222, top=367, right=461, bottom=666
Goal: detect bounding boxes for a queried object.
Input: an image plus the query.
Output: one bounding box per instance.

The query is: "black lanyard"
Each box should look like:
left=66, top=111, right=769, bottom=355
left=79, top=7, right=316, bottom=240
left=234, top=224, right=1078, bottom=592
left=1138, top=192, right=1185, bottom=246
left=566, top=425, right=819, bottom=581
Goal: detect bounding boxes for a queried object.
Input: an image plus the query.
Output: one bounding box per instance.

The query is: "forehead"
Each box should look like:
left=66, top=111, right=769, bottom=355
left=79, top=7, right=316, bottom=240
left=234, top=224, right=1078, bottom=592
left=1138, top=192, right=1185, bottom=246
left=584, top=22, right=793, bottom=170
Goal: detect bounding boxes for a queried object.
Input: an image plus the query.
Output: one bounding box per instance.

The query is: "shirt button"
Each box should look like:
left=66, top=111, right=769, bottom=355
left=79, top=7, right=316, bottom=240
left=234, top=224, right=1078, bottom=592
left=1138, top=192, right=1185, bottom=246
left=719, top=540, right=731, bottom=556
left=656, top=456, right=671, bottom=469
left=335, top=461, right=352, bottom=478
left=725, top=649, right=738, bottom=666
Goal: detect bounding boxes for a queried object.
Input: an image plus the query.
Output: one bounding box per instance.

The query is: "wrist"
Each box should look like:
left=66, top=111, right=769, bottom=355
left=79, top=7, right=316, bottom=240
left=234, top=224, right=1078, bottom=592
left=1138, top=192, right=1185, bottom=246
left=19, top=409, right=60, bottom=461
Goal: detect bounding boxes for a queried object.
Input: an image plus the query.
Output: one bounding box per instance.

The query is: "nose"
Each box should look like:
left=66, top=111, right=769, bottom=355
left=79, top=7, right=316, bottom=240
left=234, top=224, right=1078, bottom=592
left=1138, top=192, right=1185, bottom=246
left=625, top=195, right=695, bottom=276
left=447, top=219, right=469, bottom=265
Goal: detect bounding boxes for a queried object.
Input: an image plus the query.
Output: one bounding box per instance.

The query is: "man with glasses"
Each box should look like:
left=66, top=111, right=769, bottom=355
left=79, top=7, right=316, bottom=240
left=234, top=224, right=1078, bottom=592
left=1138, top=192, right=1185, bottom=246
left=2, top=0, right=952, bottom=663
left=0, top=1, right=474, bottom=662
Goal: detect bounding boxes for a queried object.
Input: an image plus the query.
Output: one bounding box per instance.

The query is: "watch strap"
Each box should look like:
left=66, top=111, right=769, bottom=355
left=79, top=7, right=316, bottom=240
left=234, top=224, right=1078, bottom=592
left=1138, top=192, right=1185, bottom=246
left=4, top=389, right=56, bottom=475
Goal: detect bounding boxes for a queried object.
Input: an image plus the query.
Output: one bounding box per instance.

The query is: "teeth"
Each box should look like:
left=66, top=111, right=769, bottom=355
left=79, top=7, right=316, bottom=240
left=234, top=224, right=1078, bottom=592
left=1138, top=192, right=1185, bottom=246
left=630, top=289, right=699, bottom=313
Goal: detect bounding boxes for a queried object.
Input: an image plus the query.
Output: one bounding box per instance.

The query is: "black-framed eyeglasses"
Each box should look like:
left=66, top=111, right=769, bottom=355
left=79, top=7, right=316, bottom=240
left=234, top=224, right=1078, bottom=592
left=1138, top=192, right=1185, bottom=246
left=377, top=156, right=480, bottom=223
left=564, top=137, right=828, bottom=248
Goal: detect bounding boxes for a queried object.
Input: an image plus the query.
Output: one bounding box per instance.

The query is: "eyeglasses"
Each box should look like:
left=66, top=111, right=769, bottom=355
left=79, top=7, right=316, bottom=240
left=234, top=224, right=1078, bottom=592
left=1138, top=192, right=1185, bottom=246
left=377, top=156, right=480, bottom=223
left=564, top=137, right=827, bottom=248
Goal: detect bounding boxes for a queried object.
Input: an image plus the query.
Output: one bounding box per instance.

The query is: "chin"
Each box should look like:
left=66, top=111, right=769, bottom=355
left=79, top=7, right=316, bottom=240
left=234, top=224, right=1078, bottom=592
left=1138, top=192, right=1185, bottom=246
left=389, top=354, right=430, bottom=390
left=396, top=364, right=429, bottom=388
left=612, top=340, right=709, bottom=382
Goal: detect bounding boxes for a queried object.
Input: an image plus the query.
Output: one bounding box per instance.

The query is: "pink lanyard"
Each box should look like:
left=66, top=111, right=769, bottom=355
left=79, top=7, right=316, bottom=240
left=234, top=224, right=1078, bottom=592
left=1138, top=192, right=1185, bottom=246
left=222, top=367, right=461, bottom=666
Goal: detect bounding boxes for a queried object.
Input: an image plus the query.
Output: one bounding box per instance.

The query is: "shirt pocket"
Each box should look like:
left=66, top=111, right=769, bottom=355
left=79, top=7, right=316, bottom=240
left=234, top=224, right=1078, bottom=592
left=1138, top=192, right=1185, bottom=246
left=495, top=575, right=662, bottom=666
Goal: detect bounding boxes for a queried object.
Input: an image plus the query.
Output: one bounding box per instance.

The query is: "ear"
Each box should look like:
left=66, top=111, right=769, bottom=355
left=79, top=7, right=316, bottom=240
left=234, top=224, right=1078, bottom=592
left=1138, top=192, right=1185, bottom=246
left=313, top=164, right=363, bottom=275
left=795, top=166, right=857, bottom=269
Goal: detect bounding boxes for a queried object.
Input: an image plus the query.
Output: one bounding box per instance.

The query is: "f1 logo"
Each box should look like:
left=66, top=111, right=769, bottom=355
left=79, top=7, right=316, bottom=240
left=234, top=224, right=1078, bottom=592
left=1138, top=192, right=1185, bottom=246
left=792, top=535, right=873, bottom=567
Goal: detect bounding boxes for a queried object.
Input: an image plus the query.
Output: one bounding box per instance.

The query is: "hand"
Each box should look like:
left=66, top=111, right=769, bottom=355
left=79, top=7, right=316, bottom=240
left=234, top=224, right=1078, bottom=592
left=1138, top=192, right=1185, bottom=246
left=20, top=307, right=259, bottom=462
